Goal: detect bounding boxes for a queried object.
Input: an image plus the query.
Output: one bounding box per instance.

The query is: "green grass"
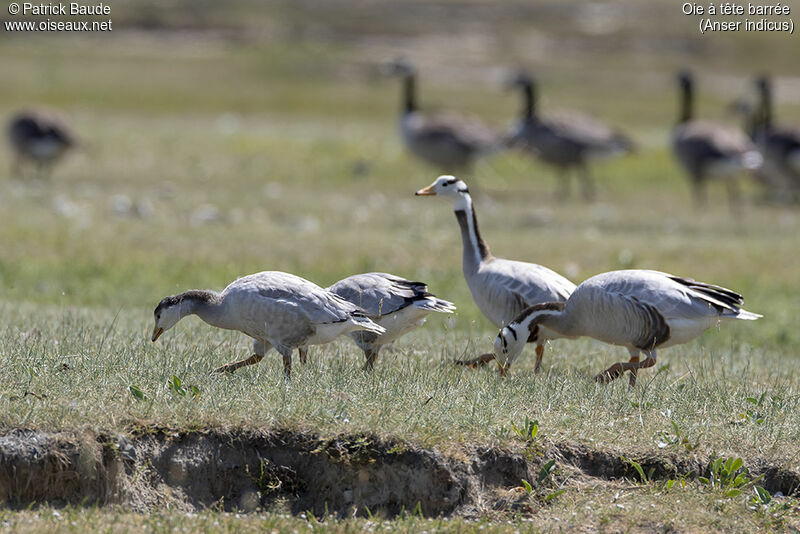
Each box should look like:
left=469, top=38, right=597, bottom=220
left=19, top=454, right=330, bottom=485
left=1, top=1, right=800, bottom=529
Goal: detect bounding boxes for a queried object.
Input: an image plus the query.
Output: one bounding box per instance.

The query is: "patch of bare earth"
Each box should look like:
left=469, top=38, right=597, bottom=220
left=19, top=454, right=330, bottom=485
left=0, top=428, right=798, bottom=518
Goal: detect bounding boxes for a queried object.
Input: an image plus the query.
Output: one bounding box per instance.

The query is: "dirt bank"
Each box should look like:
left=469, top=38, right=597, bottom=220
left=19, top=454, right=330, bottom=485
left=0, top=428, right=798, bottom=517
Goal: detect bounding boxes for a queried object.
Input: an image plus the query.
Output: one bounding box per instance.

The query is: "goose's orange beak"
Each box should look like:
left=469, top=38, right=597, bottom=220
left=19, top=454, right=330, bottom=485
left=415, top=185, right=436, bottom=196
left=151, top=325, right=164, bottom=342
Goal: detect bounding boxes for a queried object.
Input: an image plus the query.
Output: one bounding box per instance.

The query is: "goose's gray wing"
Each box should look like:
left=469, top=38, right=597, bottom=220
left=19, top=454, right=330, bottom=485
left=328, top=272, right=433, bottom=318
left=673, top=120, right=759, bottom=171
left=407, top=112, right=502, bottom=152
left=476, top=259, right=576, bottom=325
left=9, top=109, right=75, bottom=145
left=568, top=276, right=671, bottom=350
left=765, top=126, right=800, bottom=163
left=542, top=111, right=632, bottom=151
left=226, top=271, right=358, bottom=325
left=582, top=269, right=751, bottom=328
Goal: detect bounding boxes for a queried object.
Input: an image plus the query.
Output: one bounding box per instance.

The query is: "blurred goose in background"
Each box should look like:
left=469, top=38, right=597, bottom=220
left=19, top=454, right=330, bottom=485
left=301, top=272, right=455, bottom=371
left=383, top=59, right=502, bottom=173
left=727, top=97, right=789, bottom=196
left=506, top=72, right=633, bottom=201
left=151, top=271, right=385, bottom=377
left=7, top=108, right=77, bottom=178
left=753, top=75, right=800, bottom=196
left=494, top=269, right=760, bottom=385
left=415, top=175, right=575, bottom=373
left=672, top=70, right=762, bottom=210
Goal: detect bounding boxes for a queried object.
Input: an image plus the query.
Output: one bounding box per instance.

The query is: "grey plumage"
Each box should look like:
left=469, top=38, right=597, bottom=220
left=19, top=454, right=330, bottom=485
left=151, top=271, right=385, bottom=377
left=383, top=59, right=502, bottom=172
left=753, top=76, right=800, bottom=196
left=325, top=272, right=455, bottom=370
left=7, top=109, right=76, bottom=178
left=672, top=71, right=762, bottom=208
left=507, top=73, right=633, bottom=201
left=416, top=175, right=575, bottom=372
left=494, top=269, right=760, bottom=384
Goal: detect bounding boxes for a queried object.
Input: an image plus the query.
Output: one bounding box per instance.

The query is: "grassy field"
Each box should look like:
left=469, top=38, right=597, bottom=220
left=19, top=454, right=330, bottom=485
left=1, top=1, right=800, bottom=531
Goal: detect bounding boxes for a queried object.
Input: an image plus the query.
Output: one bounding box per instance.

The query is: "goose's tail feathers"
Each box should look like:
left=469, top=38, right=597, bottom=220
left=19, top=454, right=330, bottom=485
left=733, top=309, right=762, bottom=321
left=413, top=297, right=456, bottom=314
left=350, top=311, right=387, bottom=335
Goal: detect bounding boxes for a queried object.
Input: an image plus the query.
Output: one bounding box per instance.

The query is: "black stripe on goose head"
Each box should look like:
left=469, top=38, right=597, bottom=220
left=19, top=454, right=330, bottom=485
left=442, top=176, right=469, bottom=193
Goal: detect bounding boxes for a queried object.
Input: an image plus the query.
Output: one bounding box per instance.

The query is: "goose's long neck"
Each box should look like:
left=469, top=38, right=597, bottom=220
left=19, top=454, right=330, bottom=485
left=521, top=81, right=535, bottom=120
left=403, top=74, right=417, bottom=113
left=181, top=290, right=229, bottom=329
left=758, top=82, right=773, bottom=132
left=453, top=194, right=491, bottom=274
left=519, top=308, right=579, bottom=340
left=678, top=80, right=693, bottom=124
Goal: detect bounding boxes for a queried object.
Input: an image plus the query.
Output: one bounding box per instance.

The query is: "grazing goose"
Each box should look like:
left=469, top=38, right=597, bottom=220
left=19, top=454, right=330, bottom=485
left=383, top=59, right=501, bottom=172
left=151, top=271, right=385, bottom=377
left=298, top=272, right=456, bottom=371
left=494, top=269, right=760, bottom=385
left=672, top=71, right=762, bottom=208
left=507, top=73, right=633, bottom=201
left=753, top=76, right=800, bottom=194
left=7, top=109, right=77, bottom=178
left=415, top=175, right=576, bottom=373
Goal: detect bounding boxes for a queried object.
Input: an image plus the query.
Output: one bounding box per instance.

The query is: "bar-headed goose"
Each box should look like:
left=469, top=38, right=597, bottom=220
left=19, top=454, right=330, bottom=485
left=728, top=97, right=789, bottom=195
left=151, top=271, right=385, bottom=377
left=7, top=108, right=77, bottom=178
left=304, top=272, right=455, bottom=371
left=753, top=76, right=800, bottom=194
left=672, top=71, right=762, bottom=209
left=383, top=59, right=501, bottom=172
left=494, top=269, right=760, bottom=385
left=415, top=175, right=576, bottom=372
left=507, top=73, right=633, bottom=201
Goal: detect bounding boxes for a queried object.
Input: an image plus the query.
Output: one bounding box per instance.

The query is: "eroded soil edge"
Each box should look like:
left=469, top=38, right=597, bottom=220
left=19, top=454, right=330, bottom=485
left=1, top=428, right=798, bottom=517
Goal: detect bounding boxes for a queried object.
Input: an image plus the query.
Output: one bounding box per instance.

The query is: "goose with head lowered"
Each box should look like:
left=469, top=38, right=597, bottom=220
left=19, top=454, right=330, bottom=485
left=506, top=73, right=634, bottom=201
left=672, top=70, right=762, bottom=209
left=7, top=108, right=77, bottom=178
left=151, top=271, right=385, bottom=377
left=493, top=269, right=761, bottom=384
left=415, top=175, right=576, bottom=374
left=299, top=272, right=455, bottom=371
left=383, top=59, right=502, bottom=173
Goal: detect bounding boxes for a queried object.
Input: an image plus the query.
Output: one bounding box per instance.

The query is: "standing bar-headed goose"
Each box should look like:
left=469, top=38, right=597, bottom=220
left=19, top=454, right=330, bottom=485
left=7, top=108, right=77, bottom=178
left=151, top=271, right=385, bottom=377
left=415, top=175, right=576, bottom=372
left=727, top=97, right=790, bottom=195
left=753, top=76, right=800, bottom=195
left=507, top=73, right=633, bottom=201
left=307, top=272, right=455, bottom=371
left=672, top=71, right=762, bottom=209
left=383, top=59, right=502, bottom=172
left=494, top=269, right=760, bottom=385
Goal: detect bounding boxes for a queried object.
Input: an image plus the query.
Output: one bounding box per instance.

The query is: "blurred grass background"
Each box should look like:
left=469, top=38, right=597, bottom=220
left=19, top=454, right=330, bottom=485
left=1, top=1, right=800, bottom=529
left=0, top=0, right=798, bottom=437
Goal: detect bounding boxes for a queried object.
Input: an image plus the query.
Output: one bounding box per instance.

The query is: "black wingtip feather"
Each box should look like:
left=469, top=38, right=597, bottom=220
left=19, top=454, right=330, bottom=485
left=669, top=276, right=745, bottom=310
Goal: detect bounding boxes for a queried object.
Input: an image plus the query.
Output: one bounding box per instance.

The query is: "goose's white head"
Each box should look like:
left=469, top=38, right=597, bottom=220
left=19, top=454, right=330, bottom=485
left=493, top=303, right=565, bottom=369
left=151, top=295, right=183, bottom=342
left=415, top=175, right=471, bottom=210
left=494, top=323, right=528, bottom=369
